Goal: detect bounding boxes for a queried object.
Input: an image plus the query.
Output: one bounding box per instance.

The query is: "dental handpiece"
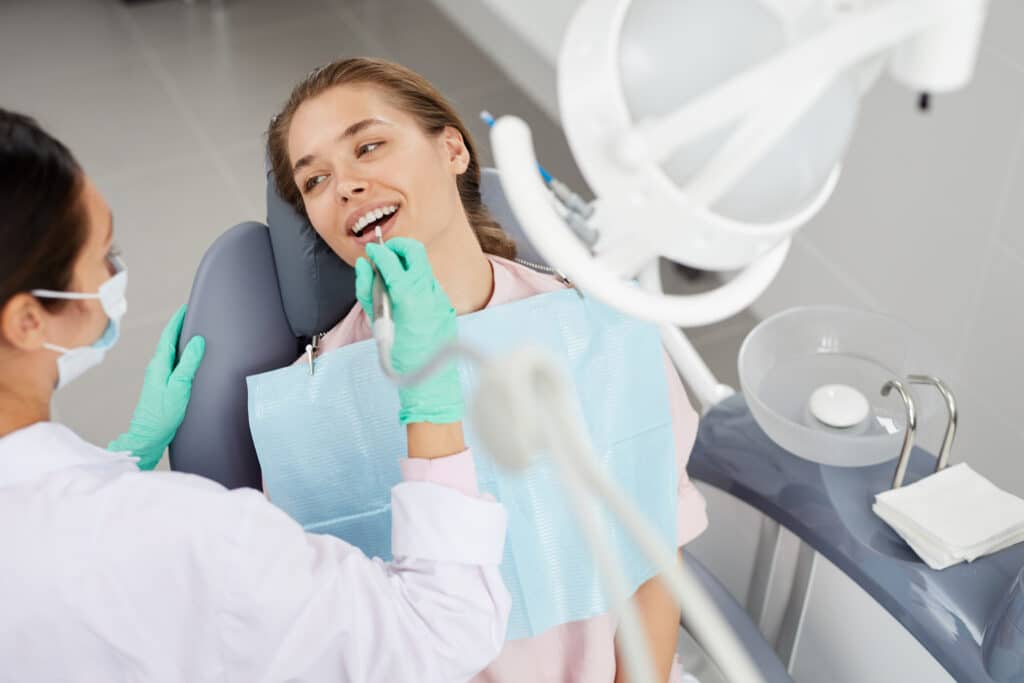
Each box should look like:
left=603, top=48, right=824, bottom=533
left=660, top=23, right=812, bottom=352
left=371, top=226, right=392, bottom=323
left=370, top=226, right=395, bottom=371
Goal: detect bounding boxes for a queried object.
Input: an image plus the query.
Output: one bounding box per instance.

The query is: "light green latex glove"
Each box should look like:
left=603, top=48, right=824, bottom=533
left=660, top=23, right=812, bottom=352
left=108, top=305, right=206, bottom=470
left=355, top=238, right=463, bottom=425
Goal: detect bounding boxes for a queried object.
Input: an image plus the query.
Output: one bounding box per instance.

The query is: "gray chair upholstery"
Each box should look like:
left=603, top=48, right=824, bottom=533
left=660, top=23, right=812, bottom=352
left=168, top=165, right=792, bottom=683
left=265, top=168, right=355, bottom=339
left=168, top=221, right=297, bottom=489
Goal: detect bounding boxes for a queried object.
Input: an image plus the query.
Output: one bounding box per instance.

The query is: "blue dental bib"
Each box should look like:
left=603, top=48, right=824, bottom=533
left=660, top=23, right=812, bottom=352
left=248, top=290, right=678, bottom=640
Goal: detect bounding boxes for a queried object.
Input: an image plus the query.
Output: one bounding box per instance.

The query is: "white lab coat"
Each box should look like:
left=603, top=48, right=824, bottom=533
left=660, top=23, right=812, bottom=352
left=0, top=422, right=510, bottom=682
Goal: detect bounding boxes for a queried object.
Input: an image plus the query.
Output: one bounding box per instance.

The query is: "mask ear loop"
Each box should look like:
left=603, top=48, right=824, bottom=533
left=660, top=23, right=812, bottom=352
left=31, top=253, right=127, bottom=304
left=29, top=288, right=101, bottom=302
left=41, top=341, right=72, bottom=354
left=32, top=253, right=128, bottom=346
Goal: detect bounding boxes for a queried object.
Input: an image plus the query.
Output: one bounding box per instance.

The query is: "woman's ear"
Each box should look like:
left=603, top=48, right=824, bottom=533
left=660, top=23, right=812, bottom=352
left=441, top=126, right=471, bottom=175
left=0, top=294, right=47, bottom=352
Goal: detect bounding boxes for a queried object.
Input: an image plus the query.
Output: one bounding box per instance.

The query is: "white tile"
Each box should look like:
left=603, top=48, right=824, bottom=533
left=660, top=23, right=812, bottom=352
left=147, top=12, right=374, bottom=150
left=430, top=0, right=562, bottom=121
left=125, top=0, right=336, bottom=50
left=801, top=50, right=1024, bottom=365
left=93, top=156, right=251, bottom=327
left=4, top=59, right=204, bottom=179
left=220, top=139, right=271, bottom=221
left=692, top=325, right=748, bottom=391
left=983, top=0, right=1024, bottom=72
left=947, top=387, right=1024, bottom=499
left=751, top=237, right=875, bottom=317
left=687, top=308, right=760, bottom=352
left=337, top=0, right=509, bottom=99
left=996, top=124, right=1024, bottom=262
left=961, top=249, right=1024, bottom=432
left=0, top=0, right=134, bottom=92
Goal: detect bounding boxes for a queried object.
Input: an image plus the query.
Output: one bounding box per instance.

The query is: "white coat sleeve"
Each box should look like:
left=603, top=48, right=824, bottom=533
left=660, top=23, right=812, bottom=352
left=213, top=482, right=510, bottom=683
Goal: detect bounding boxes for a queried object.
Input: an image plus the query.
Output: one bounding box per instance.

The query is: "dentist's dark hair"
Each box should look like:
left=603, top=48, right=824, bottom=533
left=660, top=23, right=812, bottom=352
left=0, top=109, right=86, bottom=312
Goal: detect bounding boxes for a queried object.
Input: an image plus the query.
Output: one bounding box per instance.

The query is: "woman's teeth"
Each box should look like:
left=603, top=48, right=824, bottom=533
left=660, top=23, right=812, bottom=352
left=353, top=205, right=398, bottom=235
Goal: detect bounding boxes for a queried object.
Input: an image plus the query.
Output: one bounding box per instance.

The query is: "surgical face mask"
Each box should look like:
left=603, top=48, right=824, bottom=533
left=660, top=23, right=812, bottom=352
left=31, top=255, right=128, bottom=390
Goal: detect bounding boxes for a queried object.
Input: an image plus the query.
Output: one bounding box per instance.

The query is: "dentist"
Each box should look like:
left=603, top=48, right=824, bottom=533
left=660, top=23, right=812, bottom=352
left=0, top=108, right=509, bottom=683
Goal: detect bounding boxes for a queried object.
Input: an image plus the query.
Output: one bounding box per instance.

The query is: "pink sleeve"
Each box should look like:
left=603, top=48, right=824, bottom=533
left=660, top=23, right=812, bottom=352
left=663, top=353, right=708, bottom=546
left=400, top=450, right=481, bottom=498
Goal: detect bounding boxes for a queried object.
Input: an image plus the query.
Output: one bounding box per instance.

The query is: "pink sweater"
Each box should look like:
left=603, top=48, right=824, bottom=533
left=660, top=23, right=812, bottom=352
left=316, top=256, right=707, bottom=682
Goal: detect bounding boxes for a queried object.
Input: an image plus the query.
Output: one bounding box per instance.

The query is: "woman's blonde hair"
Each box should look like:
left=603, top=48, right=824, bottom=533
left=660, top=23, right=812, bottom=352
left=267, top=57, right=516, bottom=260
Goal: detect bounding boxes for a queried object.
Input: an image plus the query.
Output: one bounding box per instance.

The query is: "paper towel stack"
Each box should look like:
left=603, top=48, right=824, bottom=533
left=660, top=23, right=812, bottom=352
left=874, top=463, right=1024, bottom=570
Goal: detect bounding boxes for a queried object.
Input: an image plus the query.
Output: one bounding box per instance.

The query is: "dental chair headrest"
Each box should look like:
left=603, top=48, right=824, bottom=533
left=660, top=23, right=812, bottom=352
left=264, top=166, right=547, bottom=339
left=265, top=169, right=355, bottom=339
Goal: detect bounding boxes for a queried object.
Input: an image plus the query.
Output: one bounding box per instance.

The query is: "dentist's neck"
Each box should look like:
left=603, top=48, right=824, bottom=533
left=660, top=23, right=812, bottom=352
left=0, top=353, right=52, bottom=438
left=427, top=213, right=494, bottom=316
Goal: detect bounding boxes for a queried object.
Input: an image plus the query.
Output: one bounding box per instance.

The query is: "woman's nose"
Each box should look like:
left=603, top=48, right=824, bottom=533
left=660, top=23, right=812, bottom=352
left=336, top=178, right=368, bottom=203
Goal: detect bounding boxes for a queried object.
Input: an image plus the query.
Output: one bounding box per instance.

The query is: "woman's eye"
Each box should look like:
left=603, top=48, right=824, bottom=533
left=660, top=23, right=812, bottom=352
left=304, top=174, right=327, bottom=192
left=357, top=141, right=383, bottom=157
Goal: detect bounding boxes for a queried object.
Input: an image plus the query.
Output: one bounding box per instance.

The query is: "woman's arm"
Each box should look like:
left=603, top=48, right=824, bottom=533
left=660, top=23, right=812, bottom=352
left=406, top=422, right=466, bottom=459
left=615, top=352, right=707, bottom=681
left=614, top=554, right=684, bottom=683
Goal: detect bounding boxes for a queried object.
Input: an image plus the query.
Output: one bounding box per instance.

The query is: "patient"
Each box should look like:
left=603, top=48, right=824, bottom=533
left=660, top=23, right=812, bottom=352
left=266, top=57, right=708, bottom=683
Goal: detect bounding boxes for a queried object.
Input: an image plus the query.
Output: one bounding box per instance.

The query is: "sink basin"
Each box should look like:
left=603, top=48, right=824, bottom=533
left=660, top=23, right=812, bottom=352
left=738, top=306, right=938, bottom=467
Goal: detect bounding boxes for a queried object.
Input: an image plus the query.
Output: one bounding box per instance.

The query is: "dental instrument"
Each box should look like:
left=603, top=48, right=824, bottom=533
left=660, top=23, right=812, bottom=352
left=371, top=226, right=394, bottom=370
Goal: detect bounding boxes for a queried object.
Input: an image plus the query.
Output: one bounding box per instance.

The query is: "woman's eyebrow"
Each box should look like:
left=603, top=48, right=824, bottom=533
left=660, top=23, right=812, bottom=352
left=292, top=118, right=393, bottom=174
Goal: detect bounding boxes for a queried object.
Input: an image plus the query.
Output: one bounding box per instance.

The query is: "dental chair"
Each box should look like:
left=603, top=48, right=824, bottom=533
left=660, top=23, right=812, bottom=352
left=169, top=166, right=793, bottom=683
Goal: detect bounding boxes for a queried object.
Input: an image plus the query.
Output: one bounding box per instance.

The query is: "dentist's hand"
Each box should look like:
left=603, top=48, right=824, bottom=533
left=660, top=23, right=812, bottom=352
left=108, top=305, right=205, bottom=470
left=356, top=238, right=463, bottom=425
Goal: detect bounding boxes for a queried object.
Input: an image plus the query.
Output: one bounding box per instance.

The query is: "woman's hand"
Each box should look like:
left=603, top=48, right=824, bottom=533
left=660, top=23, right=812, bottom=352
left=356, top=238, right=463, bottom=426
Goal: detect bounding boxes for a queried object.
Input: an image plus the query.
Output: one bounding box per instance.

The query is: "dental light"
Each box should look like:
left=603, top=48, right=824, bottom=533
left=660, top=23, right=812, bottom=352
left=491, top=0, right=987, bottom=329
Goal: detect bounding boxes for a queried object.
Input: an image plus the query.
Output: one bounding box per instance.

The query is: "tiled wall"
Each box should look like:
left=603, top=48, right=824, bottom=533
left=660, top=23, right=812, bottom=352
left=755, top=0, right=1024, bottom=496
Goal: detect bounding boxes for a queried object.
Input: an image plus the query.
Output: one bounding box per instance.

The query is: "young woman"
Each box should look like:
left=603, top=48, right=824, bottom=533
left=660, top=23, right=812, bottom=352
left=268, top=58, right=709, bottom=682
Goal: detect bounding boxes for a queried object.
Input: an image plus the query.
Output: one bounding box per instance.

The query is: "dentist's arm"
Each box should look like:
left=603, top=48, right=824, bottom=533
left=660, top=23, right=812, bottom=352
left=208, top=468, right=509, bottom=682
